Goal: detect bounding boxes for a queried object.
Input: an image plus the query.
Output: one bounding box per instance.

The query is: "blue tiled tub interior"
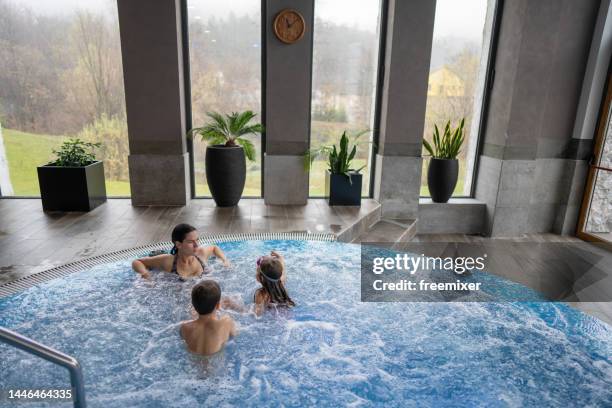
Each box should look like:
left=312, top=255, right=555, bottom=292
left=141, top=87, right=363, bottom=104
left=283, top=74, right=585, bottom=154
left=0, top=240, right=611, bottom=407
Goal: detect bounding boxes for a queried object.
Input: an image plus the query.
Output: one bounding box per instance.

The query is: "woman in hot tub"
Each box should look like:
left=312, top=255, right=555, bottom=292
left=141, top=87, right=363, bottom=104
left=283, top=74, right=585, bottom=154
left=132, top=223, right=230, bottom=280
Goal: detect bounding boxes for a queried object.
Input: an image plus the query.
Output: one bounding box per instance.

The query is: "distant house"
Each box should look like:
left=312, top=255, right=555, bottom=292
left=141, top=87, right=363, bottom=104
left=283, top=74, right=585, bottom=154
left=428, top=66, right=465, bottom=97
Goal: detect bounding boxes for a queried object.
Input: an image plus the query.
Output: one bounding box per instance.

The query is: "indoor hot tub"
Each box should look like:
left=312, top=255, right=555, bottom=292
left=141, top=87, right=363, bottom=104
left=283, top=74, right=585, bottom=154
left=0, top=235, right=610, bottom=407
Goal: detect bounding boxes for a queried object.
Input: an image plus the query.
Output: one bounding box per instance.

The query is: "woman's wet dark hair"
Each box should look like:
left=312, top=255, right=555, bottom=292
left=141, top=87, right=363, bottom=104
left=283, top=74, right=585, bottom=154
left=170, top=223, right=197, bottom=255
left=257, top=257, right=295, bottom=307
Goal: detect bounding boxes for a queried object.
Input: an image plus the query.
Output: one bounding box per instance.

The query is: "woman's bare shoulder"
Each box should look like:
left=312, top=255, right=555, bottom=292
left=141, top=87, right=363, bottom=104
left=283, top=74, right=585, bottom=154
left=139, top=254, right=174, bottom=271
left=196, top=245, right=216, bottom=257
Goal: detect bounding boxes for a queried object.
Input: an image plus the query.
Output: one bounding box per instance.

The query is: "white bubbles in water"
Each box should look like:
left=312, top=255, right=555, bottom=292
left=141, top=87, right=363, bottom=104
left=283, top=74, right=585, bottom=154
left=0, top=241, right=611, bottom=407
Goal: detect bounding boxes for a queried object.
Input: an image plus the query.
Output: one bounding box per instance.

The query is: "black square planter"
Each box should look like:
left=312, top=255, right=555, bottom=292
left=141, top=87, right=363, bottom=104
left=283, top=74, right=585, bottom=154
left=325, top=170, right=362, bottom=206
left=37, top=161, right=107, bottom=211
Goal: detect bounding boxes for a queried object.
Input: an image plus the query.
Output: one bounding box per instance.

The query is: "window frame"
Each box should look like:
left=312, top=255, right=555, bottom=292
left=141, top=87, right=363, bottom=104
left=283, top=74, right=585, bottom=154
left=0, top=3, right=131, bottom=199
left=307, top=0, right=387, bottom=199
left=182, top=0, right=265, bottom=199
left=468, top=0, right=504, bottom=198
left=576, top=58, right=612, bottom=251
left=419, top=0, right=503, bottom=199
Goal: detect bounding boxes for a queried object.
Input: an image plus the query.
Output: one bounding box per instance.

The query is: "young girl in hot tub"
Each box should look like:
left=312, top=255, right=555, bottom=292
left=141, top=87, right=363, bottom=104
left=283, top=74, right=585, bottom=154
left=254, top=250, right=295, bottom=315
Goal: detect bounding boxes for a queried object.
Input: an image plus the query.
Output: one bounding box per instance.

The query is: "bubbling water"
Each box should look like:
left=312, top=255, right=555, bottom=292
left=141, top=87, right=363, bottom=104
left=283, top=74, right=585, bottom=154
left=0, top=240, right=610, bottom=407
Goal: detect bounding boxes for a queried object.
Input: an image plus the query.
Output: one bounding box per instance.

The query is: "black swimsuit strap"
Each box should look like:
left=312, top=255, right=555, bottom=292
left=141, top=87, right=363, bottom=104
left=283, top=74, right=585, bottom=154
left=171, top=254, right=179, bottom=274
left=194, top=254, right=207, bottom=271
left=171, top=254, right=207, bottom=276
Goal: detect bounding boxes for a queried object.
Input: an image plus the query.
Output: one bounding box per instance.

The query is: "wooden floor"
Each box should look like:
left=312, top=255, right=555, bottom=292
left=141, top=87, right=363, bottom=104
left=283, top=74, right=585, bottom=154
left=0, top=198, right=379, bottom=284
left=0, top=198, right=610, bottom=325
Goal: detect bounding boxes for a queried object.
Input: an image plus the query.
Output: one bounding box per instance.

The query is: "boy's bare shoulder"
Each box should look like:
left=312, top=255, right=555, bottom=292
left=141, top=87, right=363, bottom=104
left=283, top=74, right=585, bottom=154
left=219, top=315, right=234, bottom=325
left=219, top=315, right=235, bottom=331
left=179, top=320, right=193, bottom=340
left=220, top=315, right=237, bottom=337
left=180, top=319, right=195, bottom=331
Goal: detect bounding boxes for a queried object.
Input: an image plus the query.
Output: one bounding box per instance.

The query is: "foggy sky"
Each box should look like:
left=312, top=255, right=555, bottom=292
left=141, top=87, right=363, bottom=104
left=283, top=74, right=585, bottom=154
left=14, top=0, right=488, bottom=41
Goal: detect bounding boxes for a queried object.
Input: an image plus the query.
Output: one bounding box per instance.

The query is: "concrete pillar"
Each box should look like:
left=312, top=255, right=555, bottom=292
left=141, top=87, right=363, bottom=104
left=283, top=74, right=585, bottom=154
left=373, top=0, right=436, bottom=219
left=475, top=0, right=600, bottom=236
left=118, top=0, right=190, bottom=206
left=263, top=0, right=313, bottom=205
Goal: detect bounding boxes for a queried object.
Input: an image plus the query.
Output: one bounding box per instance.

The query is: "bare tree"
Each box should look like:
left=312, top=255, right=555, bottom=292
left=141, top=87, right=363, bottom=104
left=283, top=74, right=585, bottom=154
left=71, top=11, right=124, bottom=120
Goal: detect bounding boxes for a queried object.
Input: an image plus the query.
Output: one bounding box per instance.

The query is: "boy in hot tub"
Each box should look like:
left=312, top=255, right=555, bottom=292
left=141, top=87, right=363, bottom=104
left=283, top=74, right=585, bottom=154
left=180, top=280, right=238, bottom=356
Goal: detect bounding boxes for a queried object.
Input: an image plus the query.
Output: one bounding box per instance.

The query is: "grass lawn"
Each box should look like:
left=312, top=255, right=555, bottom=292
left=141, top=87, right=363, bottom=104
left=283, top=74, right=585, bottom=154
left=3, top=128, right=66, bottom=196
left=2, top=127, right=467, bottom=199
left=2, top=128, right=130, bottom=196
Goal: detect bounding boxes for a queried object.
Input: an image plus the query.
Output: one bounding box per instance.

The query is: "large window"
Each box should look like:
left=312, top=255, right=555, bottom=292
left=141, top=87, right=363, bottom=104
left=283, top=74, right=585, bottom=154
left=309, top=0, right=382, bottom=196
left=187, top=0, right=262, bottom=197
left=0, top=0, right=130, bottom=197
left=421, top=0, right=492, bottom=197
left=579, top=79, right=612, bottom=246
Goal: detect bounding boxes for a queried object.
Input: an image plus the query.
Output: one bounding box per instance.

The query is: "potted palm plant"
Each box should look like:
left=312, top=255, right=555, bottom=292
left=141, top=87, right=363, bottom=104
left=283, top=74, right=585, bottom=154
left=422, top=118, right=465, bottom=203
left=305, top=130, right=368, bottom=206
left=37, top=138, right=106, bottom=211
left=190, top=111, right=263, bottom=206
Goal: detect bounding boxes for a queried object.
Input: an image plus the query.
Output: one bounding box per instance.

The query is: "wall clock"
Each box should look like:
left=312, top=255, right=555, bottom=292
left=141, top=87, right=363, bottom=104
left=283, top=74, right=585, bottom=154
left=273, top=9, right=306, bottom=44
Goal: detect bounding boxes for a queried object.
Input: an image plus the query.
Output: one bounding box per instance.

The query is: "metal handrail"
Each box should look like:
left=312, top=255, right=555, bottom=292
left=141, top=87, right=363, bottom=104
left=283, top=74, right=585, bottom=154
left=0, top=326, right=86, bottom=408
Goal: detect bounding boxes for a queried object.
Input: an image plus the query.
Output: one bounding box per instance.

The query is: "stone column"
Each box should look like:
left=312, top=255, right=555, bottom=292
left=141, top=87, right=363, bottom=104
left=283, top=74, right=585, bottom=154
left=373, top=0, right=436, bottom=219
left=475, top=0, right=600, bottom=236
left=263, top=0, right=313, bottom=205
left=117, top=0, right=190, bottom=206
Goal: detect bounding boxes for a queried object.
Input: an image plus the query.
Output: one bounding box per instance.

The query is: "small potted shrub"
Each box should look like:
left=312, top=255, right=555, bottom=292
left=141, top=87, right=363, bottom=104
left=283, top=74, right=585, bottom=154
left=423, top=118, right=465, bottom=203
left=305, top=130, right=368, bottom=206
left=190, top=111, right=263, bottom=207
left=37, top=138, right=107, bottom=211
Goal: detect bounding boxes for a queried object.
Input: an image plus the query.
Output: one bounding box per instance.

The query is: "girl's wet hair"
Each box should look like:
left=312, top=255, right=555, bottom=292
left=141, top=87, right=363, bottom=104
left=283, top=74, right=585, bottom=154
left=257, top=257, right=295, bottom=307
left=170, top=223, right=197, bottom=255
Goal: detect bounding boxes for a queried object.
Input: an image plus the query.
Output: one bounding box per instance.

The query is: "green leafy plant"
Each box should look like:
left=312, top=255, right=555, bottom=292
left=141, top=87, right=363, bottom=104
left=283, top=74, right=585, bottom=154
left=190, top=111, right=264, bottom=161
left=423, top=118, right=465, bottom=159
left=48, top=138, right=101, bottom=167
left=304, top=130, right=370, bottom=184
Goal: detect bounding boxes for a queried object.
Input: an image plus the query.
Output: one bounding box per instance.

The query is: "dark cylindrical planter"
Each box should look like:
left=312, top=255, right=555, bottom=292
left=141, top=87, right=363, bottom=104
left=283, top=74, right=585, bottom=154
left=427, top=158, right=458, bottom=203
left=205, top=145, right=246, bottom=207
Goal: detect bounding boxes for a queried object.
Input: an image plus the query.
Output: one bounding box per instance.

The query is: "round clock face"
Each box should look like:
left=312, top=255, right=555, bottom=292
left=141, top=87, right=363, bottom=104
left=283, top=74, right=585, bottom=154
left=273, top=9, right=305, bottom=44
